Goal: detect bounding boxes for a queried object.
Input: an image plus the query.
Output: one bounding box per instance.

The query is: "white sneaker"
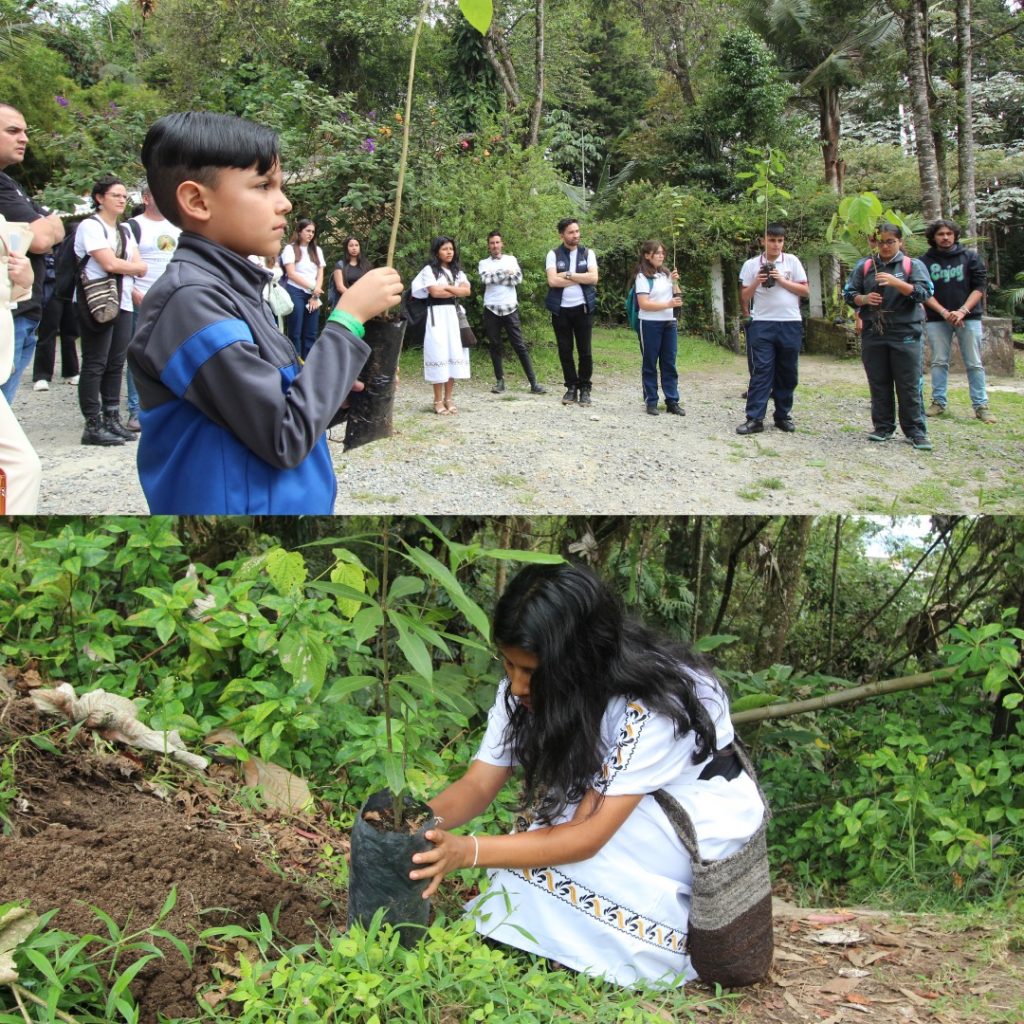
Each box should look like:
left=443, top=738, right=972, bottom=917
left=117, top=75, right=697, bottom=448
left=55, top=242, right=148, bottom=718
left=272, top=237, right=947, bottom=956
left=66, top=375, right=80, bottom=385
left=33, top=379, right=49, bottom=391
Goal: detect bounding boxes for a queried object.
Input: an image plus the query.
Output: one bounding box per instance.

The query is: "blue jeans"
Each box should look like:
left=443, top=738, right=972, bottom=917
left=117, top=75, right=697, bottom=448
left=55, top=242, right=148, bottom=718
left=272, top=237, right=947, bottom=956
left=926, top=319, right=988, bottom=409
left=1, top=316, right=39, bottom=404
left=745, top=320, right=802, bottom=422
left=285, top=284, right=318, bottom=359
left=638, top=319, right=679, bottom=406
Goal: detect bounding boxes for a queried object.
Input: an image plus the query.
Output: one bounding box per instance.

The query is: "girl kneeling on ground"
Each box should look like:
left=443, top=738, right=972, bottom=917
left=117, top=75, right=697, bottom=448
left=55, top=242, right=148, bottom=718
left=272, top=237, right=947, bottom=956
left=414, top=562, right=765, bottom=987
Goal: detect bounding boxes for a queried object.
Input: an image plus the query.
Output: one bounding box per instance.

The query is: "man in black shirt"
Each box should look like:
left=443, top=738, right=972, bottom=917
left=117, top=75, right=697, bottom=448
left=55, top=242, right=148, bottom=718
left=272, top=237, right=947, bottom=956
left=0, top=103, right=65, bottom=403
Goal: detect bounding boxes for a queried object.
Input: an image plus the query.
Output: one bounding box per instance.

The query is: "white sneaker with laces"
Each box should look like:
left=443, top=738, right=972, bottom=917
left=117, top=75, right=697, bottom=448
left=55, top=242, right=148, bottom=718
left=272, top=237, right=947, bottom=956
left=33, top=379, right=49, bottom=391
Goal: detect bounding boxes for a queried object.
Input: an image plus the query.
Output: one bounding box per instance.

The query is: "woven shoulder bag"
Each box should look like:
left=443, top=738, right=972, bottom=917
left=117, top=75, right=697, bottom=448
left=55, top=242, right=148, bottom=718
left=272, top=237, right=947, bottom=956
left=654, top=741, right=773, bottom=988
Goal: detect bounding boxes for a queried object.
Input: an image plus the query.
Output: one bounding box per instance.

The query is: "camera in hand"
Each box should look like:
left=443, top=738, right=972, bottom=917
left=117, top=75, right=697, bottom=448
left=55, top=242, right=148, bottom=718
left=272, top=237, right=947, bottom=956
left=762, top=261, right=776, bottom=288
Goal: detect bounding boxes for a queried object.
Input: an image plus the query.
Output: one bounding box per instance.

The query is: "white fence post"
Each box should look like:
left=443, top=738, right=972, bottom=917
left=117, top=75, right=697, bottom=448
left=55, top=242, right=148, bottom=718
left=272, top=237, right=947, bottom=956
left=710, top=258, right=726, bottom=335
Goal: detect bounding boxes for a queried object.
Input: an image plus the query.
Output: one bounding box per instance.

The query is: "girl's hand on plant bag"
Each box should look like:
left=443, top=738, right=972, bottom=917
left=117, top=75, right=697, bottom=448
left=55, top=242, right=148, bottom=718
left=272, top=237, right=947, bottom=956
left=409, top=829, right=475, bottom=898
left=337, top=266, right=403, bottom=322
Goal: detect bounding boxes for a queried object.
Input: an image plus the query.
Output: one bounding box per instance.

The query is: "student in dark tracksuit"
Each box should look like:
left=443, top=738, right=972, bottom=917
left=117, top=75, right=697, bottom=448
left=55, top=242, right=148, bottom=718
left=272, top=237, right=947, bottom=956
left=128, top=112, right=402, bottom=514
left=843, top=223, right=934, bottom=450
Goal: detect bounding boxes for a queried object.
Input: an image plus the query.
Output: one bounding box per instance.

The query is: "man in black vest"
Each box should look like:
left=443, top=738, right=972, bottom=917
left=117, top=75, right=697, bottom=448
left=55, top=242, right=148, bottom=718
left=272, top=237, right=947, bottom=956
left=0, top=102, right=65, bottom=404
left=545, top=217, right=599, bottom=405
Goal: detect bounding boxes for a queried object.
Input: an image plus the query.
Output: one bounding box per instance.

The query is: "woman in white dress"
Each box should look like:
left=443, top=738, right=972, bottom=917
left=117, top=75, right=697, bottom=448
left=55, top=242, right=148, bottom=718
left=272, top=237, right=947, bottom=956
left=410, top=235, right=470, bottom=415
left=414, top=562, right=766, bottom=988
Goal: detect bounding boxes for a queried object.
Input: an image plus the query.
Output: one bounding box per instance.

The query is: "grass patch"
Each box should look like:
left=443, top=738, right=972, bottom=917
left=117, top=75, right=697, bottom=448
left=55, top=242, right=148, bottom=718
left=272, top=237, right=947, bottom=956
left=350, top=492, right=401, bottom=504
left=899, top=480, right=956, bottom=508
left=400, top=328, right=734, bottom=386
left=493, top=473, right=527, bottom=488
left=855, top=494, right=890, bottom=512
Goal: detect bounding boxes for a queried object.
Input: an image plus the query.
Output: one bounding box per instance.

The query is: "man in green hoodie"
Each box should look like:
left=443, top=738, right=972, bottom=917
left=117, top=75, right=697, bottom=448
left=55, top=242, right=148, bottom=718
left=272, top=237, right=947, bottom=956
left=921, top=219, right=995, bottom=424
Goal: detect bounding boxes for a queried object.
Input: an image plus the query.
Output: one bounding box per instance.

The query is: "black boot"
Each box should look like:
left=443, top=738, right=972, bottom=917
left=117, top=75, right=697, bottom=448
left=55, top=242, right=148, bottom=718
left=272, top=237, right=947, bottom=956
left=491, top=379, right=506, bottom=394
left=104, top=408, right=137, bottom=441
left=82, top=415, right=126, bottom=446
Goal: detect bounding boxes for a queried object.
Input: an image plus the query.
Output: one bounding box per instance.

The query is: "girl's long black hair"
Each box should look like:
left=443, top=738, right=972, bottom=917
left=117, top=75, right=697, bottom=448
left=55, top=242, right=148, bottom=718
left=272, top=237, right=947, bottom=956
left=429, top=235, right=461, bottom=280
left=493, top=562, right=720, bottom=825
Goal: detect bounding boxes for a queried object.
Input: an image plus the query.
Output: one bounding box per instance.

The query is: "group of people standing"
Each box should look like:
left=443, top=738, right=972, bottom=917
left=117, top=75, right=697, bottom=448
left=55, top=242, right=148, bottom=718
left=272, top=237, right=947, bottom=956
left=739, top=219, right=996, bottom=451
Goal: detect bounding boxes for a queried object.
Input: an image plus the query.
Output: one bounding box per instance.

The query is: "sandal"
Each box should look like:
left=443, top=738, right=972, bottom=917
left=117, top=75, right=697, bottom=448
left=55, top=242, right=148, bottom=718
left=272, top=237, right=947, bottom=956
left=444, top=399, right=458, bottom=414
left=434, top=401, right=450, bottom=416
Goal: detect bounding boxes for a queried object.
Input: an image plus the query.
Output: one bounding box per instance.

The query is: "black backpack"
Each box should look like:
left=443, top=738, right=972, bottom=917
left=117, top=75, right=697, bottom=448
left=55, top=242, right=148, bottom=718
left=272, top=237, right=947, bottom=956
left=400, top=287, right=428, bottom=346
left=51, top=222, right=81, bottom=303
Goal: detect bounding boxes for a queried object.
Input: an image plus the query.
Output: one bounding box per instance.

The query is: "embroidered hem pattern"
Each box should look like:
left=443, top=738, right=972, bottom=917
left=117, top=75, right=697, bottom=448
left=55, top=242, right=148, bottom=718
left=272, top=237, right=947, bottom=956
left=514, top=864, right=688, bottom=953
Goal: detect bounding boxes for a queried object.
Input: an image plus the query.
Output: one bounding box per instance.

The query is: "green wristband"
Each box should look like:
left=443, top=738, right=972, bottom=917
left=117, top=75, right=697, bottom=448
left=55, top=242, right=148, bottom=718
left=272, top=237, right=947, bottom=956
left=328, top=307, right=366, bottom=340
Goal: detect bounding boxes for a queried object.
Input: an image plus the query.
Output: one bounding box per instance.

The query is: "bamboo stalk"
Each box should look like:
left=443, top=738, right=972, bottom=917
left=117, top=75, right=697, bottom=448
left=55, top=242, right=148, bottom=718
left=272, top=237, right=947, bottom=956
left=732, top=666, right=961, bottom=724
left=386, top=0, right=431, bottom=267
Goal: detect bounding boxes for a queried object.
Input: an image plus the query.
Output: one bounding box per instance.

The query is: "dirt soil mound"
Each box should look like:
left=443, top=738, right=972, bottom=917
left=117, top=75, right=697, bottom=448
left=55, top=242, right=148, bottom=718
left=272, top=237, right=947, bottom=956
left=0, top=695, right=345, bottom=1022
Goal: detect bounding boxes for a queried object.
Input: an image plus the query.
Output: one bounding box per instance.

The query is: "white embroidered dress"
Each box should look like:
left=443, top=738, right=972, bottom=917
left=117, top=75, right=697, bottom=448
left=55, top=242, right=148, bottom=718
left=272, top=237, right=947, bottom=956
left=467, top=675, right=765, bottom=987
left=411, top=264, right=471, bottom=383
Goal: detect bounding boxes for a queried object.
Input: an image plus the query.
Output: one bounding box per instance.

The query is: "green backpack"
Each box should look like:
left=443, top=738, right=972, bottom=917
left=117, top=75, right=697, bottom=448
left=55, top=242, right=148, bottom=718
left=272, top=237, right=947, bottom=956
left=625, top=275, right=653, bottom=334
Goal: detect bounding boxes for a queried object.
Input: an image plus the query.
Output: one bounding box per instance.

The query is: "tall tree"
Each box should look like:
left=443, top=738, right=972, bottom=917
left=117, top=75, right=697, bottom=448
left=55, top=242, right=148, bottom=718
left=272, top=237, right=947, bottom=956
left=886, top=0, right=942, bottom=219
left=746, top=0, right=896, bottom=194
left=528, top=0, right=544, bottom=145
left=955, top=0, right=977, bottom=239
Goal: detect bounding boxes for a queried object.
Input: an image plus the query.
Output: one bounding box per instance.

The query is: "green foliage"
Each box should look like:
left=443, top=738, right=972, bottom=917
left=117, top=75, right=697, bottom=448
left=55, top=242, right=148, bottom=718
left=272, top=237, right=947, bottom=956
left=825, top=190, right=924, bottom=269
left=736, top=146, right=791, bottom=238
left=761, top=665, right=1024, bottom=905
left=197, top=909, right=733, bottom=1023
left=0, top=891, right=188, bottom=1023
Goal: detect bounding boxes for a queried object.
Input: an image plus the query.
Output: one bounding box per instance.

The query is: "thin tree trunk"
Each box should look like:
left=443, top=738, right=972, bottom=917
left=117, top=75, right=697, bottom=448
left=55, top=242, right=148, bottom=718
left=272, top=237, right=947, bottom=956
left=956, top=0, right=977, bottom=240
left=691, top=517, right=705, bottom=641
left=899, top=0, right=942, bottom=220
left=818, top=85, right=844, bottom=193
left=527, top=0, right=545, bottom=146
left=756, top=517, right=813, bottom=668
left=827, top=516, right=842, bottom=672
left=483, top=25, right=521, bottom=109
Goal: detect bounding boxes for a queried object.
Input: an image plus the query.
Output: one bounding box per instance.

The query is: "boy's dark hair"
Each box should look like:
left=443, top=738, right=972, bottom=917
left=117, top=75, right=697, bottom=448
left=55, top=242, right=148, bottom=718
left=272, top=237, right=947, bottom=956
left=765, top=222, right=786, bottom=239
left=487, top=230, right=502, bottom=241
left=141, top=112, right=279, bottom=229
left=557, top=217, right=579, bottom=235
left=925, top=218, right=961, bottom=246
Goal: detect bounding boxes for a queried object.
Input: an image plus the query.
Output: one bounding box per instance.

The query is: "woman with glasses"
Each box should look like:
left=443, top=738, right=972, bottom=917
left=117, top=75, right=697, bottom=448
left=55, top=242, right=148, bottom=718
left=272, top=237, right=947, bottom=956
left=74, top=175, right=147, bottom=446
left=843, top=223, right=934, bottom=451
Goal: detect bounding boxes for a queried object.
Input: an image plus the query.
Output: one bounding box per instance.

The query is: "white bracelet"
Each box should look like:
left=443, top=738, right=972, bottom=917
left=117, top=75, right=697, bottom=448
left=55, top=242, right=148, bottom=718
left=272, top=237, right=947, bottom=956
left=470, top=833, right=479, bottom=869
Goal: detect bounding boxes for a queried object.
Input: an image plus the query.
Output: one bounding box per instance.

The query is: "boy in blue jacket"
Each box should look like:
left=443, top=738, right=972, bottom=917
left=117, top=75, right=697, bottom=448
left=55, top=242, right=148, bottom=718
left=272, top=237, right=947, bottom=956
left=128, top=112, right=402, bottom=513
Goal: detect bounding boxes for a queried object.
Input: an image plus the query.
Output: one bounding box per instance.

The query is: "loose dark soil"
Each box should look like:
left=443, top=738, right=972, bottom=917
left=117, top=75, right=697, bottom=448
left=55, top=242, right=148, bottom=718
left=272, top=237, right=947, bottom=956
left=0, top=694, right=346, bottom=1022
left=2, top=683, right=1022, bottom=1023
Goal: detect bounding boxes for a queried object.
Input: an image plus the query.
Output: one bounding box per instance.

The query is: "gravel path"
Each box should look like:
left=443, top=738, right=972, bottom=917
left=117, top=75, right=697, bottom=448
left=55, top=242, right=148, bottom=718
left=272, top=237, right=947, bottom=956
left=11, top=349, right=1023, bottom=515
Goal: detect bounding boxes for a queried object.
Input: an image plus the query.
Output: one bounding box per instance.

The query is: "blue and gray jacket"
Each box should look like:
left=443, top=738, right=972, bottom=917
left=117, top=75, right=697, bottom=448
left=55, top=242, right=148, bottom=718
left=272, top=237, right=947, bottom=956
left=843, top=250, right=933, bottom=329
left=127, top=232, right=370, bottom=514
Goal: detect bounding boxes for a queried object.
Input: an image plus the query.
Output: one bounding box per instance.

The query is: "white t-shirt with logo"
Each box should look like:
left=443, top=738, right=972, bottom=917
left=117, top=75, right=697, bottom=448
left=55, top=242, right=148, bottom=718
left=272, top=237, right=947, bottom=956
left=130, top=215, right=181, bottom=296
left=546, top=247, right=598, bottom=309
left=739, top=251, right=807, bottom=321
left=635, top=272, right=676, bottom=322
left=74, top=216, right=140, bottom=313
left=281, top=243, right=325, bottom=294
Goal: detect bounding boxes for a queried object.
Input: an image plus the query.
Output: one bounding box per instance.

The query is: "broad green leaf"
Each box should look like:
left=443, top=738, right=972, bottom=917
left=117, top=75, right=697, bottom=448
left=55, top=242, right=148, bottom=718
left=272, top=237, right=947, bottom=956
left=693, top=634, right=739, bottom=652
left=458, top=0, right=493, bottom=35
left=330, top=560, right=366, bottom=619
left=382, top=749, right=405, bottom=797
left=387, top=574, right=426, bottom=601
left=265, top=548, right=308, bottom=595
left=352, top=604, right=385, bottom=647
left=389, top=610, right=433, bottom=681
left=400, top=546, right=490, bottom=639
left=279, top=626, right=329, bottom=697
